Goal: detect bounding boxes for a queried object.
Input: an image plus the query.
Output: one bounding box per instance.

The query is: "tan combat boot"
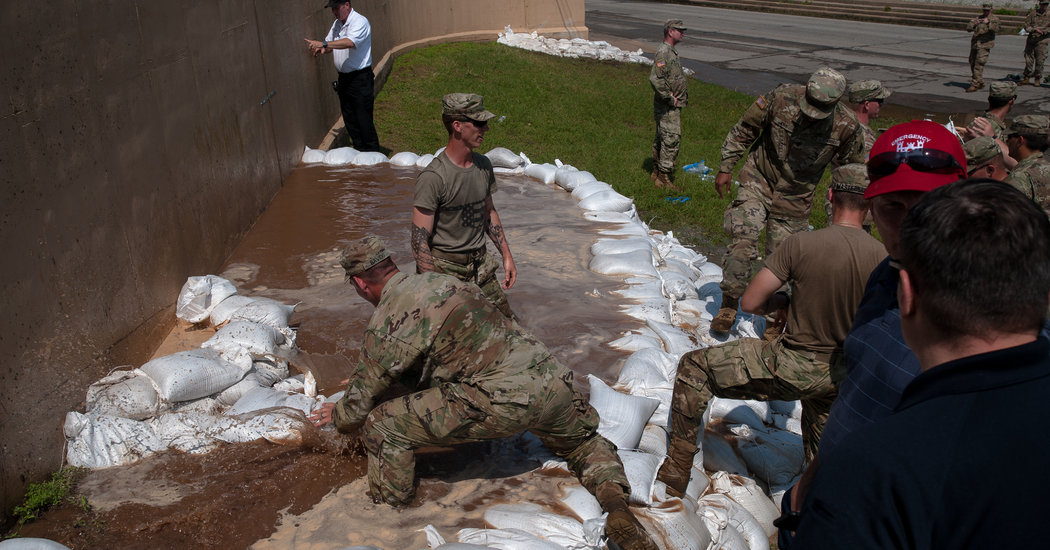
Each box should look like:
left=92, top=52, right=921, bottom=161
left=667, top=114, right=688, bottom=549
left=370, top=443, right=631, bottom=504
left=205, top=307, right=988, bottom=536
left=1020, top=77, right=1031, bottom=86
left=596, top=482, right=658, bottom=550
left=710, top=294, right=739, bottom=333
left=655, top=170, right=682, bottom=192
left=656, top=437, right=696, bottom=499
left=650, top=167, right=660, bottom=183
left=965, top=83, right=982, bottom=92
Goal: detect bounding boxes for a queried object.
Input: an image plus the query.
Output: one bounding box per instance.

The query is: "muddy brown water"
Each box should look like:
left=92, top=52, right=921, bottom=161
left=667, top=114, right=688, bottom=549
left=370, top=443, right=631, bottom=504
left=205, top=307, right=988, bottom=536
left=17, top=163, right=659, bottom=548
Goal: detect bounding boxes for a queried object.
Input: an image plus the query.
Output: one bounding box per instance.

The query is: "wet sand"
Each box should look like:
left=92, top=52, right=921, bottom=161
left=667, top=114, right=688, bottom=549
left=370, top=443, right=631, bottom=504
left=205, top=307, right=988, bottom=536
left=19, top=162, right=651, bottom=548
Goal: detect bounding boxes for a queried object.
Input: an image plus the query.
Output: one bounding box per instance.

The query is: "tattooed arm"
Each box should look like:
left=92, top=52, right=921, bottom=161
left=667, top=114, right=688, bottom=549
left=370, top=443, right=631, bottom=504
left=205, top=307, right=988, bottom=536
left=484, top=196, right=516, bottom=289
left=411, top=207, right=437, bottom=274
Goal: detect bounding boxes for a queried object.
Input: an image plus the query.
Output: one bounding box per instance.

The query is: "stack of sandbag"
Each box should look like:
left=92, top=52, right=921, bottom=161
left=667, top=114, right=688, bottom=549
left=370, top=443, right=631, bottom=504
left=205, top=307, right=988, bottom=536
left=497, top=26, right=651, bottom=65
left=64, top=276, right=320, bottom=469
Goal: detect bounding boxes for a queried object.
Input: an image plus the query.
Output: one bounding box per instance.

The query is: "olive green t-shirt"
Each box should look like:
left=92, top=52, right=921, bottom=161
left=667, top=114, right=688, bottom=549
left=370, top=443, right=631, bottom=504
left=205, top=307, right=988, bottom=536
left=764, top=224, right=887, bottom=354
left=414, top=151, right=496, bottom=254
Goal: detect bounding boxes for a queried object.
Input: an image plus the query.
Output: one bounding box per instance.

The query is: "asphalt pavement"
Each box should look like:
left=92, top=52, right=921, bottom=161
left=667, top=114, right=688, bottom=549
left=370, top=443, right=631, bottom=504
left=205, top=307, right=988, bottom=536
left=586, top=0, right=1049, bottom=117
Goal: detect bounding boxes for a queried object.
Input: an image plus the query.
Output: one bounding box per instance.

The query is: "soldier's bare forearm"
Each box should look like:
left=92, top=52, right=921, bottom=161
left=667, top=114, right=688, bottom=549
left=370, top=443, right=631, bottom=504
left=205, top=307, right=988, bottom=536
left=411, top=224, right=436, bottom=273
left=485, top=219, right=511, bottom=257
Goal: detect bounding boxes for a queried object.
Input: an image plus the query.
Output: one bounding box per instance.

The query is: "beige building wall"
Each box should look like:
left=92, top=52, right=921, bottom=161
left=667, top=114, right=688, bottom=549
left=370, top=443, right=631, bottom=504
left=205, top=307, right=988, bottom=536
left=0, top=0, right=584, bottom=521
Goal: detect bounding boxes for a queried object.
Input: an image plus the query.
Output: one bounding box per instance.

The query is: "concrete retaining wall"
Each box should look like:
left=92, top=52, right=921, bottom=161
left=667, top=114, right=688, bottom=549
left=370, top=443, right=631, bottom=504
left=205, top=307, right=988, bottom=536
left=0, top=0, right=584, bottom=521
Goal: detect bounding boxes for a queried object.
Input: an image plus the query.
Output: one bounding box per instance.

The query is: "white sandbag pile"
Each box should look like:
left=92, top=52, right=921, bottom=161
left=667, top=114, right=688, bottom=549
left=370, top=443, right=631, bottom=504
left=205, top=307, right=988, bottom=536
left=497, top=26, right=651, bottom=65
left=64, top=276, right=317, bottom=469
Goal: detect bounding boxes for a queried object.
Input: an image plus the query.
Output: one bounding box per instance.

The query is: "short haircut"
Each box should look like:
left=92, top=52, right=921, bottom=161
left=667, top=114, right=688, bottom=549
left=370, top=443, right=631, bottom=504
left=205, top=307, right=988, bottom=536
left=831, top=189, right=870, bottom=211
left=898, top=179, right=1050, bottom=337
left=442, top=113, right=459, bottom=135
left=1023, top=132, right=1049, bottom=152
left=353, top=257, right=397, bottom=284
left=988, top=95, right=1013, bottom=109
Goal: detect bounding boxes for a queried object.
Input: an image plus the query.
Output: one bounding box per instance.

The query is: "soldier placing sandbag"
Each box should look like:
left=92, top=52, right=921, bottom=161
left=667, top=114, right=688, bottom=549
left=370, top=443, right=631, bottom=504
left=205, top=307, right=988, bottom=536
left=309, top=236, right=658, bottom=550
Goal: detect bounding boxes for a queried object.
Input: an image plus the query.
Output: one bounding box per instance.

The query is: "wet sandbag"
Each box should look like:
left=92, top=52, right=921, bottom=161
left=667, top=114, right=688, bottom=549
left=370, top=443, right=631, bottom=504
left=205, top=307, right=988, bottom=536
left=559, top=485, right=603, bottom=522
left=176, top=275, right=238, bottom=323
left=621, top=298, right=672, bottom=325
left=584, top=209, right=638, bottom=225
left=710, top=471, right=779, bottom=538
left=209, top=295, right=256, bottom=327
left=301, top=146, right=325, bottom=164
left=578, top=190, right=633, bottom=213
left=457, top=528, right=564, bottom=550
left=600, top=220, right=650, bottom=238
left=732, top=424, right=804, bottom=488
left=607, top=331, right=662, bottom=352
left=672, top=298, right=711, bottom=327
left=612, top=278, right=664, bottom=301
left=589, top=249, right=659, bottom=278
left=556, top=169, right=597, bottom=192
left=634, top=499, right=712, bottom=550
left=483, top=503, right=596, bottom=549
left=646, top=319, right=700, bottom=356
left=570, top=180, right=612, bottom=201
left=696, top=262, right=724, bottom=286
left=86, top=368, right=163, bottom=421
left=416, top=153, right=436, bottom=168
left=353, top=151, right=389, bottom=166
left=140, top=348, right=250, bottom=403
left=324, top=147, right=359, bottom=165
left=150, top=411, right=222, bottom=454
left=485, top=147, right=524, bottom=169
left=588, top=375, right=659, bottom=449
left=591, top=236, right=652, bottom=256
left=697, top=493, right=763, bottom=550
left=660, top=269, right=699, bottom=301
left=684, top=452, right=713, bottom=502
left=616, top=348, right=677, bottom=394
left=215, top=409, right=311, bottom=446
left=619, top=449, right=663, bottom=505
left=228, top=297, right=297, bottom=329
left=524, top=162, right=557, bottom=184
left=703, top=431, right=750, bottom=476
left=64, top=412, right=165, bottom=468
left=389, top=151, right=419, bottom=167
left=637, top=424, right=668, bottom=458
left=202, top=320, right=291, bottom=361
left=226, top=386, right=320, bottom=417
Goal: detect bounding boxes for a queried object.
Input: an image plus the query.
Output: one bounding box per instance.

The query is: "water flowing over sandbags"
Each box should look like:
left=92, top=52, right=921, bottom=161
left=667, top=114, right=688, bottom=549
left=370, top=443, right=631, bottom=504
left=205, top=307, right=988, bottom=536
left=226, top=386, right=321, bottom=417
left=607, top=331, right=662, bottom=352
left=202, top=320, right=293, bottom=362
left=324, top=147, right=359, bottom=165
left=389, top=151, right=420, bottom=167
left=176, top=275, right=238, bottom=323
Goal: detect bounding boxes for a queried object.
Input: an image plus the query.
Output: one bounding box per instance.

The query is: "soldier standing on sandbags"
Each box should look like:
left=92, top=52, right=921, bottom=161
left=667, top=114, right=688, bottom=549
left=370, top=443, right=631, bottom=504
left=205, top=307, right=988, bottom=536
left=412, top=93, right=516, bottom=318
left=966, top=3, right=1001, bottom=93
left=657, top=164, right=885, bottom=497
left=309, top=236, right=658, bottom=550
left=649, top=19, right=688, bottom=192
left=710, top=67, right=866, bottom=333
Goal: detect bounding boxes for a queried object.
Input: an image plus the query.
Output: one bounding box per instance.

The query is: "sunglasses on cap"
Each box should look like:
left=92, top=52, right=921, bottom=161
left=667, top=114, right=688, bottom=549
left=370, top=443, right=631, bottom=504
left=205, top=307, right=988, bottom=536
left=867, top=148, right=963, bottom=181
left=459, top=118, right=488, bottom=128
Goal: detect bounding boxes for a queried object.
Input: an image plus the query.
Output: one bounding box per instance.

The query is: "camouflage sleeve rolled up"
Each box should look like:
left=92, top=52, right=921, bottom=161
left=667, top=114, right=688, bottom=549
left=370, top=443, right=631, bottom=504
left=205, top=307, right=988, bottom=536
left=332, top=329, right=426, bottom=434
left=832, top=114, right=868, bottom=166
left=719, top=89, right=774, bottom=173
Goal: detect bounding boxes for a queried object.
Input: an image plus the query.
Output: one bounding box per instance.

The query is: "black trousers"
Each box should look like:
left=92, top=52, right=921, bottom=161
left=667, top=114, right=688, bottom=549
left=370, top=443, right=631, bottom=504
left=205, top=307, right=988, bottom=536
left=337, top=67, right=380, bottom=152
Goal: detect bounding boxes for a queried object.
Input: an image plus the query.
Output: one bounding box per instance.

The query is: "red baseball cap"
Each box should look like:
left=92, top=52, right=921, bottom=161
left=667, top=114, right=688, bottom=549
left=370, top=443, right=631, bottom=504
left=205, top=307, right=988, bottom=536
left=864, top=120, right=967, bottom=199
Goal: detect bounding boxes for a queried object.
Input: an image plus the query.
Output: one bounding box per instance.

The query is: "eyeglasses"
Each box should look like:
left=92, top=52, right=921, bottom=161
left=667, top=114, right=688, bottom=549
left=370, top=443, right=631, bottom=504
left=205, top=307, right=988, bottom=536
left=460, top=119, right=488, bottom=128
left=867, top=148, right=963, bottom=181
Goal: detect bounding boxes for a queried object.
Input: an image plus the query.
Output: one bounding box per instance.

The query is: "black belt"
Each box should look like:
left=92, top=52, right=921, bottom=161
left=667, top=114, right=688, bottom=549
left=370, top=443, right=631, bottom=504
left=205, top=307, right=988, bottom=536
left=339, top=66, right=373, bottom=76
left=431, top=247, right=485, bottom=265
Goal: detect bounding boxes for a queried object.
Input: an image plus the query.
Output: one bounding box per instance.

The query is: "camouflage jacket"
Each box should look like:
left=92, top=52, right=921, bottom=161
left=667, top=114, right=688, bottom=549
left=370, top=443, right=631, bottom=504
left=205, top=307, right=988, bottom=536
left=719, top=84, right=865, bottom=216
left=332, top=272, right=553, bottom=433
left=967, top=15, right=1000, bottom=46
left=1005, top=151, right=1050, bottom=216
left=1024, top=8, right=1050, bottom=40
left=981, top=111, right=1007, bottom=141
left=650, top=42, right=688, bottom=107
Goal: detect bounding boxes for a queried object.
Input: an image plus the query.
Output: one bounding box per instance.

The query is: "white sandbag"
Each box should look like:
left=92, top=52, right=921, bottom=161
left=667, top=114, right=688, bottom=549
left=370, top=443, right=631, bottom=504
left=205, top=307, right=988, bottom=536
left=0, top=538, right=73, bottom=550
left=703, top=432, right=750, bottom=476
left=483, top=504, right=595, bottom=549
left=770, top=400, right=802, bottom=419
left=323, top=147, right=359, bottom=165
left=684, top=452, right=712, bottom=503
left=619, top=449, right=663, bottom=506
left=552, top=164, right=578, bottom=188
left=274, top=374, right=305, bottom=393
left=416, top=153, right=437, bottom=168
left=732, top=424, right=804, bottom=489
left=660, top=269, right=698, bottom=301
left=704, top=398, right=771, bottom=430
left=176, top=275, right=238, bottom=323
left=457, top=528, right=565, bottom=550
left=570, top=180, right=612, bottom=201
left=634, top=499, right=712, bottom=550
left=140, top=348, right=250, bottom=403
left=228, top=297, right=296, bottom=329
left=209, top=295, right=256, bottom=327
left=578, top=190, right=633, bottom=213
left=588, top=375, right=659, bottom=450
left=301, top=147, right=326, bottom=164
left=64, top=412, right=166, bottom=469
left=697, top=493, right=763, bottom=550
left=620, top=298, right=672, bottom=325
left=485, top=147, right=525, bottom=169
left=671, top=298, right=711, bottom=327
left=524, top=162, right=557, bottom=184
left=390, top=151, right=420, bottom=166
left=696, top=262, right=724, bottom=285
left=637, top=424, right=668, bottom=458
left=616, top=348, right=677, bottom=394
left=226, top=386, right=320, bottom=417
left=710, top=471, right=780, bottom=539
left=663, top=257, right=700, bottom=280
left=599, top=219, right=651, bottom=238
left=612, top=279, right=665, bottom=301
left=86, top=369, right=162, bottom=421
left=646, top=319, right=700, bottom=356
left=584, top=209, right=638, bottom=225
left=353, top=151, right=389, bottom=166
left=556, top=170, right=597, bottom=192
left=253, top=359, right=290, bottom=387
left=607, top=331, right=662, bottom=352
left=591, top=237, right=652, bottom=257
left=215, top=371, right=268, bottom=407
left=171, top=395, right=220, bottom=415
left=202, top=320, right=290, bottom=361
left=589, top=250, right=659, bottom=278
left=150, top=411, right=222, bottom=454
left=559, top=485, right=603, bottom=522
left=214, top=409, right=310, bottom=446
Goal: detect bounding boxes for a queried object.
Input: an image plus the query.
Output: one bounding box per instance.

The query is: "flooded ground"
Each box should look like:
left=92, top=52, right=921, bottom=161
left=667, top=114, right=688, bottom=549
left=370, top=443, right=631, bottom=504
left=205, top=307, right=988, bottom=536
left=16, top=162, right=657, bottom=548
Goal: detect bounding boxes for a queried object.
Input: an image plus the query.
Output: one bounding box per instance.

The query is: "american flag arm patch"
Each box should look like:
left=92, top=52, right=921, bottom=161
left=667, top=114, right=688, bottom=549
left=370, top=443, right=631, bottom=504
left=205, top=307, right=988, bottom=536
left=755, top=95, right=767, bottom=109
left=656, top=60, right=666, bottom=68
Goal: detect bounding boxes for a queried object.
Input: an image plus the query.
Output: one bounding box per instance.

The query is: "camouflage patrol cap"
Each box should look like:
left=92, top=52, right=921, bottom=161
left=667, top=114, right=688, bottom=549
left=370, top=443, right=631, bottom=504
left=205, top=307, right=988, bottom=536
left=988, top=81, right=1017, bottom=100
left=1007, top=114, right=1050, bottom=138
left=830, top=163, right=870, bottom=194
left=339, top=235, right=391, bottom=281
left=847, top=80, right=891, bottom=104
left=801, top=67, right=847, bottom=120
left=964, top=136, right=1002, bottom=173
left=664, top=19, right=687, bottom=33
left=442, top=93, right=496, bottom=122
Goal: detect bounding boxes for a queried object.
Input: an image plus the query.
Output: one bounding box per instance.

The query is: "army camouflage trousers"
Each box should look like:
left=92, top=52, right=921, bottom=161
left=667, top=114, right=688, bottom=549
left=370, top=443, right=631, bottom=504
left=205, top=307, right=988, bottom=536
left=668, top=336, right=837, bottom=464
left=652, top=100, right=681, bottom=174
left=720, top=184, right=809, bottom=299
left=433, top=251, right=512, bottom=317
left=360, top=359, right=629, bottom=506
left=969, top=46, right=992, bottom=86
left=1023, top=37, right=1048, bottom=80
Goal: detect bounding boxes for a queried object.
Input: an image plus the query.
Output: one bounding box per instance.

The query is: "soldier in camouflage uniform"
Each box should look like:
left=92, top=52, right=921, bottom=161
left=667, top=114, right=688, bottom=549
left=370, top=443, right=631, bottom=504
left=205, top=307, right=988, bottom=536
left=412, top=93, right=515, bottom=318
left=649, top=19, right=688, bottom=192
left=310, top=236, right=657, bottom=550
left=826, top=80, right=889, bottom=228
left=966, top=3, right=1001, bottom=92
left=1020, top=0, right=1050, bottom=86
left=1004, top=114, right=1050, bottom=217
left=711, top=67, right=866, bottom=333
left=656, top=164, right=886, bottom=497
left=961, top=81, right=1016, bottom=143
left=965, top=136, right=1011, bottom=180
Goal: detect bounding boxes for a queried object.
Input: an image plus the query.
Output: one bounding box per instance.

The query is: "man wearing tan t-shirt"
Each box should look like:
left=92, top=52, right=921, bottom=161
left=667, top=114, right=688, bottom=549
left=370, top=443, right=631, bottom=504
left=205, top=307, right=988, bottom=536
left=656, top=163, right=885, bottom=497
